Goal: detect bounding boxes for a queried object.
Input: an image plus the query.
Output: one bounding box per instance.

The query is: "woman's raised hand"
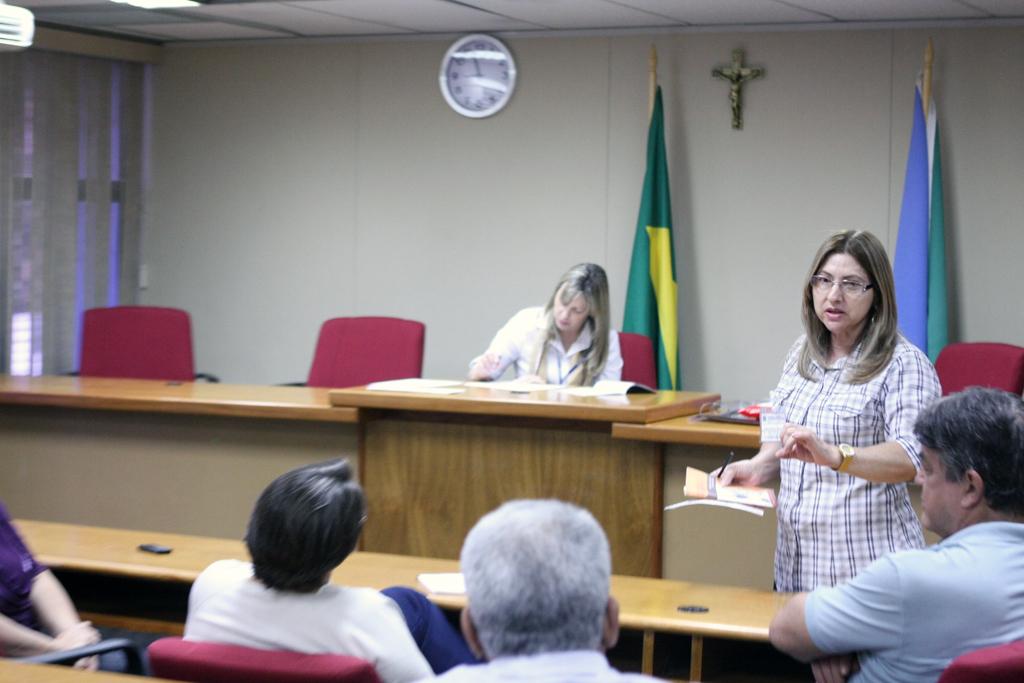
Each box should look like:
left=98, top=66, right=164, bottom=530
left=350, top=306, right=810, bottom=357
left=776, top=424, right=842, bottom=469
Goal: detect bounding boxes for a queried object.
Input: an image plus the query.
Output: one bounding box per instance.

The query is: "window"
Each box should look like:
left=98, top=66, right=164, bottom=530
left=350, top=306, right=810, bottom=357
left=0, top=51, right=147, bottom=375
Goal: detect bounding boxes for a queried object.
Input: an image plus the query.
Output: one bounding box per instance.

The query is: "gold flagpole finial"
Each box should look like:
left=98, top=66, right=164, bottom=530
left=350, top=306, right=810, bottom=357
left=923, top=38, right=934, bottom=117
left=648, top=44, right=658, bottom=117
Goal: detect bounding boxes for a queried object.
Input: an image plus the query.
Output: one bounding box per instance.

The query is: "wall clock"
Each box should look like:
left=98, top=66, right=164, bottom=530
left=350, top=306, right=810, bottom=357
left=439, top=34, right=517, bottom=118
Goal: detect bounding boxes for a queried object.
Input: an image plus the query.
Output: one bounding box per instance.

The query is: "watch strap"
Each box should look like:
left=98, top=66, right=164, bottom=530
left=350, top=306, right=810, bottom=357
left=834, top=443, right=855, bottom=472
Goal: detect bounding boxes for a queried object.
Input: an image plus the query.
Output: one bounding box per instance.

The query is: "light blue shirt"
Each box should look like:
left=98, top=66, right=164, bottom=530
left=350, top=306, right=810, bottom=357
left=806, top=521, right=1024, bottom=683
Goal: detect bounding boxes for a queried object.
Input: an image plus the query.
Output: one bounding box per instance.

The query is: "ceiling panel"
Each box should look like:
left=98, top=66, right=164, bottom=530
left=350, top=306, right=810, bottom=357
left=287, top=0, right=541, bottom=32
left=188, top=2, right=409, bottom=36
left=19, top=0, right=1024, bottom=43
left=788, top=0, right=990, bottom=21
left=28, top=7, right=181, bottom=26
left=614, top=0, right=830, bottom=25
left=465, top=0, right=682, bottom=30
left=111, top=19, right=291, bottom=39
left=14, top=0, right=105, bottom=7
left=961, top=0, right=1024, bottom=15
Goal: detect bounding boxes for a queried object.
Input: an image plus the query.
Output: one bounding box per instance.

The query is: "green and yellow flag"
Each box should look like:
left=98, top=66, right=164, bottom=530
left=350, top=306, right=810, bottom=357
left=623, top=86, right=679, bottom=390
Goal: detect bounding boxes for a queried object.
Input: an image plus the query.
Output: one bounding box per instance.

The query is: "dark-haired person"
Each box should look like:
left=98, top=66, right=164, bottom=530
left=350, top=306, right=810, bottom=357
left=0, top=501, right=100, bottom=668
left=468, top=263, right=622, bottom=385
left=770, top=387, right=1024, bottom=683
left=718, top=230, right=940, bottom=591
left=184, top=459, right=432, bottom=683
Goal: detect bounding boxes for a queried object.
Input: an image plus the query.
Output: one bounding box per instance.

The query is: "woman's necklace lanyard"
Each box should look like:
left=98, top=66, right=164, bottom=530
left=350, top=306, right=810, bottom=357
left=556, top=355, right=583, bottom=385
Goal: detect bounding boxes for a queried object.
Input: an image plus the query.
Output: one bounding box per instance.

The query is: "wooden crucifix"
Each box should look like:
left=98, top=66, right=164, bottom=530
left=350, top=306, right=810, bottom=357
left=712, top=49, right=765, bottom=130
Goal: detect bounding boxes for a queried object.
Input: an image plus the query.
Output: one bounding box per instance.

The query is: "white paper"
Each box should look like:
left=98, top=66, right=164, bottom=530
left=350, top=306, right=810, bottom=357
left=366, top=379, right=464, bottom=394
left=464, top=380, right=563, bottom=393
left=560, top=380, right=628, bottom=397
left=417, top=572, right=466, bottom=595
left=663, top=498, right=765, bottom=517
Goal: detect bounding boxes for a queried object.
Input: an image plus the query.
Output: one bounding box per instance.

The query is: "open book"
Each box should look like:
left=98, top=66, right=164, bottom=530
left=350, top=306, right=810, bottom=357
left=559, top=380, right=656, bottom=397
left=664, top=466, right=777, bottom=516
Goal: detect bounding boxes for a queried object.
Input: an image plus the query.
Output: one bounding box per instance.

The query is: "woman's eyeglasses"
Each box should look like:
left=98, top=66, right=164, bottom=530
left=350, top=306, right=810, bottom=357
left=810, top=275, right=874, bottom=297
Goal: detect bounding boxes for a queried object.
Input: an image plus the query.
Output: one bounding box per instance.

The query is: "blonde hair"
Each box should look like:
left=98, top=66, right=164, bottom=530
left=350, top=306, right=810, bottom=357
left=543, top=263, right=611, bottom=384
left=798, top=230, right=898, bottom=384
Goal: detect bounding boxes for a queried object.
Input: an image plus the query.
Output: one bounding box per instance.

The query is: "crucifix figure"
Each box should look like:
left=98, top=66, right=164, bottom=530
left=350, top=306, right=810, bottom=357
left=712, top=49, right=765, bottom=130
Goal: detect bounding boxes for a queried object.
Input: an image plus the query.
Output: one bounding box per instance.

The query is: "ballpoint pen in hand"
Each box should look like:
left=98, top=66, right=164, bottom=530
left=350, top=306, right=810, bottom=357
left=717, top=451, right=736, bottom=480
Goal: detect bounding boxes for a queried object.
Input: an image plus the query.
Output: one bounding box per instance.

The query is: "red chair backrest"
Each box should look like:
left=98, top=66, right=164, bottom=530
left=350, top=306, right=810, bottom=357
left=938, top=640, right=1024, bottom=683
left=79, top=306, right=195, bottom=381
left=306, top=316, right=425, bottom=388
left=619, top=332, right=657, bottom=388
left=934, top=342, right=1024, bottom=396
left=148, top=637, right=382, bottom=683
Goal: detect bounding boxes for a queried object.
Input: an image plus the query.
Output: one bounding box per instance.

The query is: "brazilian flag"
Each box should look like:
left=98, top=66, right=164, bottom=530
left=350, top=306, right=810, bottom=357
left=623, top=86, right=679, bottom=390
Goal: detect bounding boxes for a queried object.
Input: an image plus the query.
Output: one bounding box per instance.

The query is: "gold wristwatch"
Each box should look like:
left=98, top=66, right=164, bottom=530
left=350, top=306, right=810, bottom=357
left=834, top=443, right=855, bottom=472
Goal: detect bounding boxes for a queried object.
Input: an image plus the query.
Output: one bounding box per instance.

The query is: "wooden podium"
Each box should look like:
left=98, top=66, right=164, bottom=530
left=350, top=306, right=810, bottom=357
left=329, top=385, right=718, bottom=577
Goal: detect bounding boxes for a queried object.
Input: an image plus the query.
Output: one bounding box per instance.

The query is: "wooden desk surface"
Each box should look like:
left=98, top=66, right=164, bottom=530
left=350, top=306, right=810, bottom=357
left=17, top=519, right=785, bottom=643
left=329, top=385, right=719, bottom=424
left=613, top=415, right=761, bottom=449
left=0, top=660, right=173, bottom=683
left=0, top=375, right=357, bottom=423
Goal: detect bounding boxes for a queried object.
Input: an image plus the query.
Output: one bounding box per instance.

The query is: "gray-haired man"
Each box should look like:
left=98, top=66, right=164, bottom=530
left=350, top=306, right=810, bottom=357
left=430, top=499, right=660, bottom=682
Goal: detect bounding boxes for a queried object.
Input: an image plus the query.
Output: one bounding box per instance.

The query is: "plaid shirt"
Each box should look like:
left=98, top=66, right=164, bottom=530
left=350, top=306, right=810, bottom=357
left=768, top=335, right=940, bottom=592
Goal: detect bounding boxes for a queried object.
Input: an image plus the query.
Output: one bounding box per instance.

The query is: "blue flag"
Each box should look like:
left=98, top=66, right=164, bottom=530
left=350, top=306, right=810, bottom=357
left=894, top=82, right=947, bottom=360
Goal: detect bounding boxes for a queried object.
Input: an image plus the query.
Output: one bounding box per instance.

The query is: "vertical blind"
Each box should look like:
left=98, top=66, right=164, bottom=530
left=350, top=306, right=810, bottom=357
left=0, top=49, right=146, bottom=375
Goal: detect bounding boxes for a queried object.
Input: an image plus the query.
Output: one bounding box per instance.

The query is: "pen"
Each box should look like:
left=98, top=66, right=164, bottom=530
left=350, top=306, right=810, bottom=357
left=717, top=451, right=735, bottom=480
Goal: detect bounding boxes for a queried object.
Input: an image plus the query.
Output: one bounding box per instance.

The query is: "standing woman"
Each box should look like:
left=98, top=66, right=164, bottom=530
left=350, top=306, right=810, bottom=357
left=468, top=263, right=623, bottom=386
left=719, top=230, right=940, bottom=591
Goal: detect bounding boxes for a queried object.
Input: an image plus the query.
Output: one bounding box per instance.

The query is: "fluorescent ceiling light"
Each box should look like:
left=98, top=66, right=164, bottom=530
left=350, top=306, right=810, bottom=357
left=110, top=0, right=199, bottom=8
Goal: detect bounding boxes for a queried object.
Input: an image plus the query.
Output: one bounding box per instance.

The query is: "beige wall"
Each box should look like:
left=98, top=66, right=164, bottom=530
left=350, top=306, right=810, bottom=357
left=143, top=27, right=1024, bottom=399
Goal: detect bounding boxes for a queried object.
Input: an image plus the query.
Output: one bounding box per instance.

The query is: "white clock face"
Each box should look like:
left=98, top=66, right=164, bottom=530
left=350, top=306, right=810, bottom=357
left=439, top=34, right=517, bottom=119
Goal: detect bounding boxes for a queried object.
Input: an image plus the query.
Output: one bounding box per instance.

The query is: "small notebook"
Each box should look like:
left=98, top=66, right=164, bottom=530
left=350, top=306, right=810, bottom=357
left=664, top=466, right=777, bottom=516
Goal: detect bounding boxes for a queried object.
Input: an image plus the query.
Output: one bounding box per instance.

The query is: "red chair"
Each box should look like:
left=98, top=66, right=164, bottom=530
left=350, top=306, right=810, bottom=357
left=934, top=342, right=1024, bottom=396
left=619, top=332, right=657, bottom=388
left=80, top=306, right=214, bottom=382
left=306, top=317, right=425, bottom=388
left=938, top=640, right=1024, bottom=683
left=148, top=637, right=382, bottom=683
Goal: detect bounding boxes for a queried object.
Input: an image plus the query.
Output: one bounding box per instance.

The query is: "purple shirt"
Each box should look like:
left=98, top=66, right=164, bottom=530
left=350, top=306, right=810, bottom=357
left=0, top=501, right=46, bottom=629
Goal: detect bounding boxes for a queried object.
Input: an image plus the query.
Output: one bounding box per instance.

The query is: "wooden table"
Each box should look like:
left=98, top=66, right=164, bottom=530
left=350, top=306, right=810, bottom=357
left=0, top=376, right=359, bottom=539
left=1, top=376, right=784, bottom=585
left=17, top=519, right=798, bottom=682
left=0, top=374, right=357, bottom=422
left=613, top=415, right=760, bottom=450
left=329, top=386, right=719, bottom=577
left=0, top=660, right=175, bottom=683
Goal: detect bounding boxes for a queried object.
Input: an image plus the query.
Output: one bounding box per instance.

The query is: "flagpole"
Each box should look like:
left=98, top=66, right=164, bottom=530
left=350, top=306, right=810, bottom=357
left=922, top=38, right=934, bottom=116
left=648, top=44, right=658, bottom=117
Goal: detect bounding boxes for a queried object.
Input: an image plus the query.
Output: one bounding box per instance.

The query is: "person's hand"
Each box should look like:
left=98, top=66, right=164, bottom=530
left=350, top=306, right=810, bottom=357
left=72, top=655, right=99, bottom=671
left=516, top=374, right=545, bottom=384
left=776, top=424, right=842, bottom=469
left=810, top=654, right=858, bottom=683
left=50, top=621, right=100, bottom=651
left=469, top=353, right=502, bottom=380
left=50, top=621, right=101, bottom=671
left=715, top=458, right=760, bottom=486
